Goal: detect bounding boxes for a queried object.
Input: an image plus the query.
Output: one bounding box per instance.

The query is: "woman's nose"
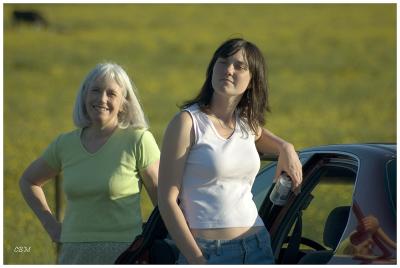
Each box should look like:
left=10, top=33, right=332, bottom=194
left=225, top=63, right=234, bottom=75
left=99, top=91, right=108, bottom=102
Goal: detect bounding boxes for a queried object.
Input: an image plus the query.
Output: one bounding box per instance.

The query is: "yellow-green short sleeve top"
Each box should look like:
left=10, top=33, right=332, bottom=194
left=42, top=127, right=160, bottom=242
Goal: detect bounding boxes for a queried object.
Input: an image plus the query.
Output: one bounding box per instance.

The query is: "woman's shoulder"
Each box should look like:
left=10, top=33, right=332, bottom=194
left=55, top=128, right=80, bottom=142
left=45, top=129, right=80, bottom=150
left=182, top=103, right=200, bottom=113
left=171, top=109, right=194, bottom=127
left=180, top=103, right=204, bottom=124
left=121, top=126, right=151, bottom=139
left=163, top=110, right=194, bottom=139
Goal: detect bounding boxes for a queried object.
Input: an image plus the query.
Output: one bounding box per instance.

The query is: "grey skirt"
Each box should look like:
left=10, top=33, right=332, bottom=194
left=58, top=242, right=131, bottom=264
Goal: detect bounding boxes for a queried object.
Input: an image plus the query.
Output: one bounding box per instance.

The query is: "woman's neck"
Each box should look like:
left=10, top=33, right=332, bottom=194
left=84, top=123, right=118, bottom=139
left=208, top=93, right=240, bottom=122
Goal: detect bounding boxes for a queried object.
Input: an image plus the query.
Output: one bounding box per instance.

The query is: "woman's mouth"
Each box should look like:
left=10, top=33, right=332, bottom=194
left=92, top=105, right=109, bottom=112
left=221, top=78, right=234, bottom=84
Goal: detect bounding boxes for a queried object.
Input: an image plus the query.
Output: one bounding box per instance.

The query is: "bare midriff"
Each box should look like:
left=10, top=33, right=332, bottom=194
left=191, top=225, right=265, bottom=240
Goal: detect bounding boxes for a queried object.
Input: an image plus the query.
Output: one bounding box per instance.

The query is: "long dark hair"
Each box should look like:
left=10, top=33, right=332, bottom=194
left=181, top=38, right=270, bottom=134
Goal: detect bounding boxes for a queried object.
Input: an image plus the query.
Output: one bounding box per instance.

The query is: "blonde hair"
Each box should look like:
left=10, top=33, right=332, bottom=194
left=73, top=62, right=148, bottom=129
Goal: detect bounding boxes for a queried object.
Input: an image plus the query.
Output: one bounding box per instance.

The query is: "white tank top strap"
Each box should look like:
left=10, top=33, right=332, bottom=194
left=183, top=103, right=203, bottom=144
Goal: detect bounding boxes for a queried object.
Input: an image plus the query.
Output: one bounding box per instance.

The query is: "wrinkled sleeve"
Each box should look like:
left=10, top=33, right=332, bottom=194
left=135, top=130, right=160, bottom=171
left=41, top=135, right=62, bottom=171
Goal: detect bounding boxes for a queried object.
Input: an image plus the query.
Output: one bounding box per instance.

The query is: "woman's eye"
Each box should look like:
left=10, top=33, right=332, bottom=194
left=234, top=63, right=247, bottom=70
left=107, top=90, right=119, bottom=97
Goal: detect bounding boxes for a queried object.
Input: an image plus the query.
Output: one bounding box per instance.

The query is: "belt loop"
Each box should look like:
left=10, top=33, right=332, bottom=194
left=216, top=240, right=222, bottom=256
left=255, top=232, right=262, bottom=249
left=241, top=239, right=247, bottom=250
left=241, top=239, right=247, bottom=263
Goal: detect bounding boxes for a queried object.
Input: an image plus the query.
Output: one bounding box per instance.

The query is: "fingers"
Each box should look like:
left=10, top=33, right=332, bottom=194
left=275, top=167, right=303, bottom=192
left=288, top=170, right=302, bottom=187
left=293, top=183, right=301, bottom=195
left=291, top=174, right=302, bottom=195
left=285, top=164, right=303, bottom=190
left=275, top=147, right=303, bottom=191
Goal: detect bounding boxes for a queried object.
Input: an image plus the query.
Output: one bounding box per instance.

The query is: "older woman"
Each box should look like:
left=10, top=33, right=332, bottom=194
left=19, top=63, right=160, bottom=264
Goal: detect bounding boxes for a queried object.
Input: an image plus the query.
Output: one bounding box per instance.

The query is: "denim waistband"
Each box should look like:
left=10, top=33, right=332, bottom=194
left=194, top=227, right=269, bottom=247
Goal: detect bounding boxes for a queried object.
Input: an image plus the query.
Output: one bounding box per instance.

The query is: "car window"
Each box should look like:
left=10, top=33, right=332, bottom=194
left=300, top=165, right=356, bottom=250
left=385, top=158, right=396, bottom=216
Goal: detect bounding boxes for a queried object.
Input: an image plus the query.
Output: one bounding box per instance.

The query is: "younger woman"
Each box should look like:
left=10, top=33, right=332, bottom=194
left=158, top=38, right=302, bottom=264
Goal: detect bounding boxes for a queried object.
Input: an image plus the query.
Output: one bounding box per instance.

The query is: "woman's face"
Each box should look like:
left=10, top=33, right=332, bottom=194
left=211, top=49, right=251, bottom=98
left=85, top=76, right=124, bottom=129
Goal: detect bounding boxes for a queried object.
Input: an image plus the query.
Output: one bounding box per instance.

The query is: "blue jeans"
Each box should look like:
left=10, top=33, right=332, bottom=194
left=177, top=228, right=274, bottom=264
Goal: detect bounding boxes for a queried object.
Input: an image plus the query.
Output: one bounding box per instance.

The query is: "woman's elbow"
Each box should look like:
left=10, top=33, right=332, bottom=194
left=19, top=175, right=29, bottom=190
left=19, top=175, right=34, bottom=197
left=157, top=192, right=178, bottom=213
left=157, top=193, right=170, bottom=210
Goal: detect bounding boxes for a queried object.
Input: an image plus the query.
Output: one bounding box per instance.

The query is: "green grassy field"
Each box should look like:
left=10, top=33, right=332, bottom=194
left=4, top=4, right=396, bottom=264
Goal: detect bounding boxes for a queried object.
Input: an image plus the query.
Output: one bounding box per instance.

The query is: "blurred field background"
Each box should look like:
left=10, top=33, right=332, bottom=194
left=3, top=3, right=396, bottom=264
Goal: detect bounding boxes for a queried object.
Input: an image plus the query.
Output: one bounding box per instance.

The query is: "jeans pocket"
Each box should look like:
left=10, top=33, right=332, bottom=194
left=195, top=239, right=213, bottom=261
left=176, top=242, right=211, bottom=264
left=199, top=246, right=211, bottom=261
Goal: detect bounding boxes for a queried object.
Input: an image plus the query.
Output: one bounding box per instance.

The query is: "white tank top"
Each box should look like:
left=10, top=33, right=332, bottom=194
left=179, top=104, right=264, bottom=229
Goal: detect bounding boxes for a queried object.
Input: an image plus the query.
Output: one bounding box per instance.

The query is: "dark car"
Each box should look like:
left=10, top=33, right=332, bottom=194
left=116, top=143, right=396, bottom=265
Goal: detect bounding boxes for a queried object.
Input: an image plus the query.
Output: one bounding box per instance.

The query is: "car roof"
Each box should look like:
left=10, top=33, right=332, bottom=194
left=300, top=143, right=396, bottom=157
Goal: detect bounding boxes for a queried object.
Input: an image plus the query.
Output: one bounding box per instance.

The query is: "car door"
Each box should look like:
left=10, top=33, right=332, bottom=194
left=253, top=152, right=358, bottom=264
